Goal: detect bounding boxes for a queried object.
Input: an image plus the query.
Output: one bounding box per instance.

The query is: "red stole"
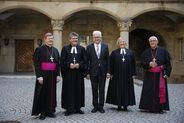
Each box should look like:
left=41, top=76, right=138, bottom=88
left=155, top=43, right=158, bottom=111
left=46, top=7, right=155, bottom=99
left=148, top=65, right=166, bottom=104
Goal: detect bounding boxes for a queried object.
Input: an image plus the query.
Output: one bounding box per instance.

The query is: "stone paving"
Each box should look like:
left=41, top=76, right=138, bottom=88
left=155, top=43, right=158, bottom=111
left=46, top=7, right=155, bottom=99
left=0, top=76, right=184, bottom=123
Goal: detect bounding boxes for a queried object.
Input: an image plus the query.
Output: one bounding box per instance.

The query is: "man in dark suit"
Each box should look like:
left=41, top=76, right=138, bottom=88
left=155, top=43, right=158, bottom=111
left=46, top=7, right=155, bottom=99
left=86, top=31, right=110, bottom=113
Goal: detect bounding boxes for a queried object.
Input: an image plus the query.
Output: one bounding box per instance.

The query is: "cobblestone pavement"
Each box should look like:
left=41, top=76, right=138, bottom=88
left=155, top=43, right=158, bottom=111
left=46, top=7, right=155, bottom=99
left=0, top=76, right=184, bottom=123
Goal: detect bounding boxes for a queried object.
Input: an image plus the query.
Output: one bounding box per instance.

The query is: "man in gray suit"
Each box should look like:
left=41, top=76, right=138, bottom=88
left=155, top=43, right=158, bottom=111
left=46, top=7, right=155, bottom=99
left=86, top=31, right=110, bottom=113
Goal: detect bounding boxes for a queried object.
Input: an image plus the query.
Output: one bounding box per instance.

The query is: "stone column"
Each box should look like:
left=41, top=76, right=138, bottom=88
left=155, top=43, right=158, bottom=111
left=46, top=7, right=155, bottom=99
left=51, top=19, right=64, bottom=53
left=117, top=20, right=132, bottom=48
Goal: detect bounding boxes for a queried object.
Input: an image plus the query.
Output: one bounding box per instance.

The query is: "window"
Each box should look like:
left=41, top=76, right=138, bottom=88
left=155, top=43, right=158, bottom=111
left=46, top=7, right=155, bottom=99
left=79, top=35, right=91, bottom=48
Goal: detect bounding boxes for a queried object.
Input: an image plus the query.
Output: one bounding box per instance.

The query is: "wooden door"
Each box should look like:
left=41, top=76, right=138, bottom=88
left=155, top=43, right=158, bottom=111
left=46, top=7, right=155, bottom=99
left=15, top=40, right=34, bottom=72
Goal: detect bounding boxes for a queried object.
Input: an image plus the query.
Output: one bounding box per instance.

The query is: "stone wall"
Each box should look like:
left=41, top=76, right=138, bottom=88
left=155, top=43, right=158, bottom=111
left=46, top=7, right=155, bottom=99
left=62, top=13, right=119, bottom=52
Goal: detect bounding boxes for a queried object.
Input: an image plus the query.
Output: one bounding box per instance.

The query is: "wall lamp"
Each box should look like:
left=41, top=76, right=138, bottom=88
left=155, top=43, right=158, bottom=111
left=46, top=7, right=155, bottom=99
left=4, top=38, right=9, bottom=46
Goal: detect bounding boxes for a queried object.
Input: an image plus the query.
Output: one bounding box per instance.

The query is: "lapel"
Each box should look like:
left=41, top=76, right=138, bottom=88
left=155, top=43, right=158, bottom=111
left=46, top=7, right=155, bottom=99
left=92, top=43, right=99, bottom=59
left=100, top=43, right=105, bottom=59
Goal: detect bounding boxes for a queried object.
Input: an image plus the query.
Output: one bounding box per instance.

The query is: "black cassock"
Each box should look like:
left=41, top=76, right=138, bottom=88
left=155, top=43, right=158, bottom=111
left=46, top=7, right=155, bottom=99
left=60, top=44, right=87, bottom=111
left=139, top=47, right=172, bottom=112
left=32, top=45, right=60, bottom=115
left=106, top=48, right=136, bottom=107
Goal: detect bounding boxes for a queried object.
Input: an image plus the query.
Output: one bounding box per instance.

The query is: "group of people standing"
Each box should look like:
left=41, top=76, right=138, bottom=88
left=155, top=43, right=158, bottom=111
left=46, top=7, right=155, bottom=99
left=31, top=31, right=172, bottom=120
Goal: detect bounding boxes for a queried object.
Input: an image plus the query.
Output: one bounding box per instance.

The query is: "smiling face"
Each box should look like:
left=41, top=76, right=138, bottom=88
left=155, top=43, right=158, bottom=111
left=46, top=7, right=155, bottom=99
left=93, top=31, right=102, bottom=44
left=93, top=36, right=102, bottom=44
left=149, top=36, right=158, bottom=49
left=69, top=36, right=78, bottom=46
left=118, top=39, right=126, bottom=49
left=68, top=32, right=79, bottom=46
left=117, top=37, right=126, bottom=49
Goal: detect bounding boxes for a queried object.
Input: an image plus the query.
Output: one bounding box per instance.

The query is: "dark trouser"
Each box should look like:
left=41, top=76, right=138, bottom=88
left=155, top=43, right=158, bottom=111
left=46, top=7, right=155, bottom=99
left=90, top=68, right=106, bottom=109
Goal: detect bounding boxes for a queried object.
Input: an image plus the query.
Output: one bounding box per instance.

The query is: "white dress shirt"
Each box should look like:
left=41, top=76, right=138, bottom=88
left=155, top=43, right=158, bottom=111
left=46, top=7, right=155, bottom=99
left=94, top=43, right=101, bottom=58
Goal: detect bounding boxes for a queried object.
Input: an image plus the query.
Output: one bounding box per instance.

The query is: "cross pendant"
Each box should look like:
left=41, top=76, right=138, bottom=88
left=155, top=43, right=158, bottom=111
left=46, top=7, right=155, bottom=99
left=122, top=58, right=125, bottom=62
left=73, top=57, right=76, bottom=64
left=50, top=56, right=54, bottom=62
left=153, top=58, right=156, bottom=63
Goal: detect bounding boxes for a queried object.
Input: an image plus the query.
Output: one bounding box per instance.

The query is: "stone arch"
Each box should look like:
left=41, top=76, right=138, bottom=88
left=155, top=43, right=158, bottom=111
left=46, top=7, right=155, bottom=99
left=62, top=7, right=120, bottom=22
left=0, top=7, right=52, bottom=72
left=130, top=7, right=184, bottom=20
left=129, top=8, right=184, bottom=81
left=61, top=8, right=119, bottom=51
left=129, top=28, right=166, bottom=80
left=130, top=28, right=166, bottom=60
left=0, top=5, right=51, bottom=19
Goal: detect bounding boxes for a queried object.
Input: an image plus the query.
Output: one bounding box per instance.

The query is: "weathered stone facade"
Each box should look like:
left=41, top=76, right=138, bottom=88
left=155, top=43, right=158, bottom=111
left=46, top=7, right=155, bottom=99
left=0, top=0, right=184, bottom=82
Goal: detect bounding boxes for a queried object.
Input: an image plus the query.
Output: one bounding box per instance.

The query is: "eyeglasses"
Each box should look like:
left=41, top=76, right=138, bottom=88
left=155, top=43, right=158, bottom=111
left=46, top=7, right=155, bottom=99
left=48, top=36, right=54, bottom=40
left=71, top=38, right=78, bottom=39
left=93, top=37, right=101, bottom=38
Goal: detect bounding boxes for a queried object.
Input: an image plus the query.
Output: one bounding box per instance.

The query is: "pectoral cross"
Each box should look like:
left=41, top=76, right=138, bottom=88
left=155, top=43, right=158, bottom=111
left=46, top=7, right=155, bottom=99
left=50, top=56, right=54, bottom=62
left=153, top=58, right=156, bottom=63
left=122, top=57, right=125, bottom=62
left=73, top=57, right=76, bottom=64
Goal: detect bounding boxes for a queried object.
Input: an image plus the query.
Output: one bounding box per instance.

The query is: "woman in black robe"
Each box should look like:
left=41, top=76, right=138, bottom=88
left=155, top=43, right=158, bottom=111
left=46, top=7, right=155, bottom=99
left=60, top=32, right=87, bottom=116
left=32, top=33, right=60, bottom=120
left=106, top=37, right=136, bottom=111
left=139, top=36, right=172, bottom=113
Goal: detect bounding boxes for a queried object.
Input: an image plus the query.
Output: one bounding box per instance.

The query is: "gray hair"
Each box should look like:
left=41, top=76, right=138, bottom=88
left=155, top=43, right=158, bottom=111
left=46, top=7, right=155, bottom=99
left=93, top=31, right=102, bottom=37
left=69, top=32, right=79, bottom=39
left=116, top=37, right=126, bottom=45
left=149, top=36, right=158, bottom=42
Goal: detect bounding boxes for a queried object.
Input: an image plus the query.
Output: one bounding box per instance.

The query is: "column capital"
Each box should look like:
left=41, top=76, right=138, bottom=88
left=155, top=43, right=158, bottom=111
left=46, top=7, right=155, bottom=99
left=51, top=19, right=64, bottom=31
left=117, top=20, right=132, bottom=31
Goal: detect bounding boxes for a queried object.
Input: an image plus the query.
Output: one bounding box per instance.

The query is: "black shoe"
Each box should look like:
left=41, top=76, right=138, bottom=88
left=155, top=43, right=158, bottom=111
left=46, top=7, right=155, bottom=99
left=64, top=111, right=70, bottom=116
left=117, top=106, right=123, bottom=111
left=76, top=109, right=84, bottom=114
left=46, top=113, right=56, bottom=118
left=149, top=110, right=161, bottom=113
left=99, top=108, right=105, bottom=113
left=91, top=108, right=98, bottom=113
left=39, top=113, right=46, bottom=120
left=123, top=107, right=128, bottom=111
left=159, top=110, right=164, bottom=114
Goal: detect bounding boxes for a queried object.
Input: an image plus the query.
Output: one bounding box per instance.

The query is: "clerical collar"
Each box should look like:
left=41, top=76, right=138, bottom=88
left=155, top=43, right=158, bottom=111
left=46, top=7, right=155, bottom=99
left=151, top=47, right=157, bottom=51
left=45, top=45, right=52, bottom=52
left=120, top=48, right=126, bottom=54
left=70, top=46, right=77, bottom=54
left=45, top=44, right=52, bottom=48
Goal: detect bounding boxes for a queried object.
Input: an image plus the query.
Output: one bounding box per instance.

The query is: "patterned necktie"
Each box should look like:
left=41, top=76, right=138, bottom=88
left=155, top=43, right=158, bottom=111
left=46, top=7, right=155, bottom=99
left=96, top=44, right=100, bottom=59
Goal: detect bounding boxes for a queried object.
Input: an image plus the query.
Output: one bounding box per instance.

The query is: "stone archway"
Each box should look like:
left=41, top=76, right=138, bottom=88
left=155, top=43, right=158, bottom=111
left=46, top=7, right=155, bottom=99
left=129, top=29, right=166, bottom=80
left=62, top=10, right=119, bottom=52
left=130, top=10, right=184, bottom=82
left=0, top=8, right=51, bottom=72
left=130, top=29, right=166, bottom=61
